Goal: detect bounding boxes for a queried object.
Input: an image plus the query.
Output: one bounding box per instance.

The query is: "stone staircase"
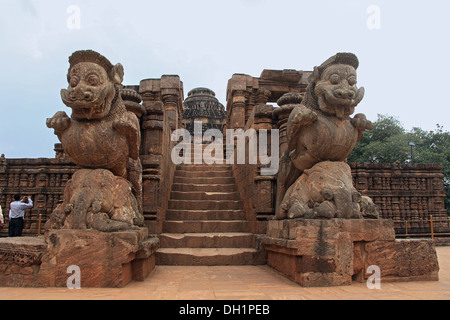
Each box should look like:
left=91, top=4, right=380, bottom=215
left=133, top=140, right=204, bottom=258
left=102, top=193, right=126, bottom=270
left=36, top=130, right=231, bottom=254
left=156, top=153, right=266, bottom=265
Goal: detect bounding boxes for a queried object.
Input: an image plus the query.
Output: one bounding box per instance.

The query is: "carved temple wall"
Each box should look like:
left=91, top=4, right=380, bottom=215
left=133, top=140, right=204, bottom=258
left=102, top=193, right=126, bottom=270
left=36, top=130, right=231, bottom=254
left=351, top=162, right=448, bottom=233
left=2, top=157, right=446, bottom=237
left=0, top=157, right=77, bottom=237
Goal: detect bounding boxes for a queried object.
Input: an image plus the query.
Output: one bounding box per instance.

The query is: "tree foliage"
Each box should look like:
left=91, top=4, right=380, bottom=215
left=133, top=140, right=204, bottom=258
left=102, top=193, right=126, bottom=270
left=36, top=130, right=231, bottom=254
left=348, top=114, right=450, bottom=215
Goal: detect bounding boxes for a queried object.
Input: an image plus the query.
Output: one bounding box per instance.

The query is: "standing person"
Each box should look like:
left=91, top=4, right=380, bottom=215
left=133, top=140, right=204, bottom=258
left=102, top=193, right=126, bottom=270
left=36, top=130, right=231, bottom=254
left=8, top=194, right=33, bottom=237
left=0, top=203, right=4, bottom=228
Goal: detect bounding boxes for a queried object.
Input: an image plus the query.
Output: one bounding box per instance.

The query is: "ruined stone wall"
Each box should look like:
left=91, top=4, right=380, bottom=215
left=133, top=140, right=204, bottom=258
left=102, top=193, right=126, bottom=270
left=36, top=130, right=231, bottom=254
left=0, top=144, right=447, bottom=238
left=350, top=162, right=449, bottom=234
left=0, top=157, right=77, bottom=237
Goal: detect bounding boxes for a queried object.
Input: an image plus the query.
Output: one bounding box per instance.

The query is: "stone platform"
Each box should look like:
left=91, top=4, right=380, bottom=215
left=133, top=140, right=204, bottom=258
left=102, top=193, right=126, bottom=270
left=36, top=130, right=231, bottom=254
left=263, top=219, right=440, bottom=287
left=0, top=228, right=159, bottom=288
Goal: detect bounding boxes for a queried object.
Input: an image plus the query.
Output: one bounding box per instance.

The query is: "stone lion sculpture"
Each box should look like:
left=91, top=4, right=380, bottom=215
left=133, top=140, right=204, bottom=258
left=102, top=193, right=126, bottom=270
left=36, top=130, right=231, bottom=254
left=46, top=50, right=144, bottom=231
left=276, top=52, right=378, bottom=219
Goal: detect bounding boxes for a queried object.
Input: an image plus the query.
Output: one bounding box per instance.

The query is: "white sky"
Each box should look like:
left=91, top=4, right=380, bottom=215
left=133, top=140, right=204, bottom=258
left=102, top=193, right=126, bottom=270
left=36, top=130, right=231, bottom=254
left=0, top=0, right=449, bottom=158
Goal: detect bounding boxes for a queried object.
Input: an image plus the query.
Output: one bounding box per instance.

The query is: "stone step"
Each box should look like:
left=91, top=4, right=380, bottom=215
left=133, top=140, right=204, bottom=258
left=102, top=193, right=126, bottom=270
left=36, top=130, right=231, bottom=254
left=177, top=164, right=232, bottom=171
left=155, top=248, right=266, bottom=266
left=171, top=183, right=237, bottom=193
left=165, top=209, right=246, bottom=221
left=181, top=154, right=226, bottom=164
left=168, top=199, right=242, bottom=210
left=170, top=191, right=241, bottom=201
left=163, top=220, right=249, bottom=233
left=184, top=143, right=220, bottom=150
left=175, top=170, right=233, bottom=178
left=173, top=176, right=235, bottom=184
left=159, top=232, right=255, bottom=248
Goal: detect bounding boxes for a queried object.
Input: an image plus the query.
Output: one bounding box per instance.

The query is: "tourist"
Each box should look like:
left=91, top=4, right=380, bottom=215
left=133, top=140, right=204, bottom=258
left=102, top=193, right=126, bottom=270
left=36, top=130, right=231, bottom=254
left=8, top=194, right=33, bottom=237
left=0, top=203, right=4, bottom=227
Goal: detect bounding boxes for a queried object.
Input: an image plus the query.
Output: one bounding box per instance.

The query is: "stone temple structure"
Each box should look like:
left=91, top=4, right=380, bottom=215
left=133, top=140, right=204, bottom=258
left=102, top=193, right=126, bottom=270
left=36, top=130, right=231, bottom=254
left=182, top=87, right=226, bottom=140
left=0, top=50, right=445, bottom=288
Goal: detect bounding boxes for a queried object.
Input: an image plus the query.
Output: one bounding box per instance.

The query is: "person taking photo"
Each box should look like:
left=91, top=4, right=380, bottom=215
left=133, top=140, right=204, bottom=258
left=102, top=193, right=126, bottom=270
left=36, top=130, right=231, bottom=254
left=9, top=194, right=33, bottom=237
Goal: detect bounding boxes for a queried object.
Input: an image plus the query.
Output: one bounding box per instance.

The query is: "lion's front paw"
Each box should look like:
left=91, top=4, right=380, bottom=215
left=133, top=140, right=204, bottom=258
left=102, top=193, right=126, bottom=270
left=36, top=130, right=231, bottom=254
left=292, top=107, right=318, bottom=126
left=351, top=113, right=373, bottom=131
left=46, top=111, right=71, bottom=134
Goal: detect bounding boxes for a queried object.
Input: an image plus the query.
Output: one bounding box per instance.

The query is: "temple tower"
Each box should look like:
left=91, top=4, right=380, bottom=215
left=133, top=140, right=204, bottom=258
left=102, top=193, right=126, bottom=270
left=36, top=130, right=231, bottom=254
left=182, top=88, right=226, bottom=142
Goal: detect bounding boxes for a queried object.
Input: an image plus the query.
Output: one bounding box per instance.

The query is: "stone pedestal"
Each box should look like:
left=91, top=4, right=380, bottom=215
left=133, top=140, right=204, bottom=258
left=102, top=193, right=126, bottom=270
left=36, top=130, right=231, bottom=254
left=0, top=228, right=159, bottom=288
left=0, top=237, right=47, bottom=287
left=263, top=219, right=439, bottom=287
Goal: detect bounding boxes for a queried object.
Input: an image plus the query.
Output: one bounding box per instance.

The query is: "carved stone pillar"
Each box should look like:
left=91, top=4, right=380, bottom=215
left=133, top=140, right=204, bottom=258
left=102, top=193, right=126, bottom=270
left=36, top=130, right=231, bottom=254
left=162, top=94, right=179, bottom=131
left=139, top=81, right=164, bottom=223
left=251, top=104, right=274, bottom=131
left=254, top=89, right=271, bottom=105
left=247, top=89, right=272, bottom=126
left=230, top=90, right=247, bottom=129
left=161, top=75, right=183, bottom=132
left=139, top=88, right=164, bottom=159
left=273, top=93, right=303, bottom=155
left=138, top=76, right=183, bottom=234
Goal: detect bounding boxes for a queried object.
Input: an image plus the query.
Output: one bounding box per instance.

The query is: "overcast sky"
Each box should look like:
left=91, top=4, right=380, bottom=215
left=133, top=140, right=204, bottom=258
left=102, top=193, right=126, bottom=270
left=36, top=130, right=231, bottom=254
left=0, top=0, right=449, bottom=158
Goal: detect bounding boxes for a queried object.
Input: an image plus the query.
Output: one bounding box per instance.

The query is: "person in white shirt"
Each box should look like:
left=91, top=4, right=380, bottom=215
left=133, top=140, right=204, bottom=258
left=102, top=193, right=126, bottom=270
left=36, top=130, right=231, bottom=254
left=0, top=204, right=4, bottom=227
left=8, top=194, right=33, bottom=237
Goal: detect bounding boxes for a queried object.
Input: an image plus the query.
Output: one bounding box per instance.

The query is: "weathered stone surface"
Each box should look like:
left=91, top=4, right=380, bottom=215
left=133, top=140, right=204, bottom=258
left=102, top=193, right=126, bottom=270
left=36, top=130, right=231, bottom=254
left=0, top=229, right=159, bottom=288
left=38, top=228, right=158, bottom=288
left=0, top=237, right=46, bottom=287
left=278, top=161, right=379, bottom=220
left=45, top=169, right=144, bottom=232
left=364, top=239, right=439, bottom=282
left=266, top=218, right=396, bottom=242
left=264, top=218, right=438, bottom=287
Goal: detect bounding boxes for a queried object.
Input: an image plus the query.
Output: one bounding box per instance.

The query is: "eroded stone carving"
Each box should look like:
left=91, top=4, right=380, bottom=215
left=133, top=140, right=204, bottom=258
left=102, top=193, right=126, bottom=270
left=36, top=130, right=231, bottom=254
left=45, top=169, right=144, bottom=231
left=276, top=53, right=378, bottom=219
left=279, top=161, right=379, bottom=219
left=46, top=50, right=144, bottom=231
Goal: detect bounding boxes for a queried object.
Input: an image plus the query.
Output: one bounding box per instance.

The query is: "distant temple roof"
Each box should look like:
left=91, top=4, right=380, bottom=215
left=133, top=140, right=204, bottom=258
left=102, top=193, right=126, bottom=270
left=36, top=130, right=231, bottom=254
left=182, top=87, right=226, bottom=120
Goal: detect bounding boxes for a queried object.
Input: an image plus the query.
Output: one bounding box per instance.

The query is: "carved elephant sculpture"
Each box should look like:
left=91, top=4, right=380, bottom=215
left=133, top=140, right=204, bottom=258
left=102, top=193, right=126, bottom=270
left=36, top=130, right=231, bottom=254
left=277, top=161, right=379, bottom=220
left=45, top=169, right=144, bottom=232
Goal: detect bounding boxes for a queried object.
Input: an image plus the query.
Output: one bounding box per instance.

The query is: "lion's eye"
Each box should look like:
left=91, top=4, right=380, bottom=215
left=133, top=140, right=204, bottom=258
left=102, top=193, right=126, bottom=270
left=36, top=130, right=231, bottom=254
left=348, top=76, right=357, bottom=86
left=86, top=75, right=100, bottom=86
left=330, top=74, right=340, bottom=85
left=70, top=77, right=79, bottom=87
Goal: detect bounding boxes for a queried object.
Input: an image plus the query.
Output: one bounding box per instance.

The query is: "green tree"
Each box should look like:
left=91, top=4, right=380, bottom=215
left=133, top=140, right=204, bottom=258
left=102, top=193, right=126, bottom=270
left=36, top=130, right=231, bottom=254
left=348, top=114, right=450, bottom=215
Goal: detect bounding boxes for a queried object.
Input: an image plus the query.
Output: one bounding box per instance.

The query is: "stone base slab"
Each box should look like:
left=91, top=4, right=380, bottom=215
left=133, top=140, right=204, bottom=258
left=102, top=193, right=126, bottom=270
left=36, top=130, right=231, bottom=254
left=263, top=219, right=439, bottom=287
left=0, top=228, right=159, bottom=288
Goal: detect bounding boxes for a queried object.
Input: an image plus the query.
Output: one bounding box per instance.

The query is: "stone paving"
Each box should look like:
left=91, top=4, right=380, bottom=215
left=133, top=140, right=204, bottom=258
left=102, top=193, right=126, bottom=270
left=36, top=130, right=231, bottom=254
left=1, top=246, right=449, bottom=300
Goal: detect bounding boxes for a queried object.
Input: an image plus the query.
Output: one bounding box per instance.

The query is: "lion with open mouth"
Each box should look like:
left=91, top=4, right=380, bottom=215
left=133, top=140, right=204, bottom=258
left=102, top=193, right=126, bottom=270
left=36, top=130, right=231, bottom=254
left=276, top=53, right=375, bottom=219
left=46, top=50, right=143, bottom=231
